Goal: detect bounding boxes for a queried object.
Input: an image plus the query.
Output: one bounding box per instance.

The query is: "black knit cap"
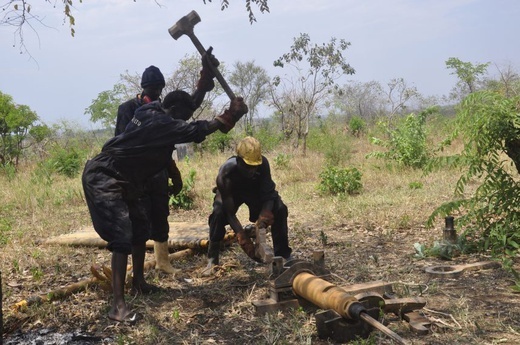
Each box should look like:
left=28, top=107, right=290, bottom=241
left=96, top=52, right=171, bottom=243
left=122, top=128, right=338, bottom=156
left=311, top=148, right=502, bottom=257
left=141, top=65, right=166, bottom=88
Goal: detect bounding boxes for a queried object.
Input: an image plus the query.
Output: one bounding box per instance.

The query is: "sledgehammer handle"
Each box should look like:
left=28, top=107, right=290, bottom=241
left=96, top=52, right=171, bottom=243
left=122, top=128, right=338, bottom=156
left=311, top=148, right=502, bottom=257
left=181, top=32, right=236, bottom=100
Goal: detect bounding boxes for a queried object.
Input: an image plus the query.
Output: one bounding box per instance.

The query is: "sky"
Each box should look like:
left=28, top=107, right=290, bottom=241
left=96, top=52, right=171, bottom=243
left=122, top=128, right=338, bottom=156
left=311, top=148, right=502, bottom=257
left=1, top=0, right=519, bottom=129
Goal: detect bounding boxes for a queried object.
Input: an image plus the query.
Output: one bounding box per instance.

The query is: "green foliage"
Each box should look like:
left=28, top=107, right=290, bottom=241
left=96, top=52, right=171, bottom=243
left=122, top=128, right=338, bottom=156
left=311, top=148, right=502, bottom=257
left=32, top=161, right=54, bottom=187
left=0, top=217, right=11, bottom=245
left=229, top=60, right=271, bottom=132
left=368, top=107, right=436, bottom=169
left=273, top=153, right=291, bottom=169
left=169, top=168, right=196, bottom=210
left=445, top=57, right=489, bottom=95
left=0, top=91, right=48, bottom=167
left=45, top=146, right=83, bottom=178
left=171, top=308, right=181, bottom=321
left=272, top=33, right=355, bottom=151
left=348, top=115, right=366, bottom=137
left=414, top=240, right=463, bottom=260
left=307, top=122, right=351, bottom=166
left=0, top=163, right=16, bottom=181
left=319, top=230, right=328, bottom=246
left=427, top=90, right=520, bottom=284
left=273, top=33, right=354, bottom=78
left=84, top=84, right=125, bottom=130
left=349, top=334, right=378, bottom=345
left=30, top=266, right=43, bottom=281
left=318, top=165, right=362, bottom=195
left=200, top=131, right=233, bottom=153
left=253, top=126, right=283, bottom=152
left=510, top=270, right=520, bottom=292
left=408, top=181, right=423, bottom=189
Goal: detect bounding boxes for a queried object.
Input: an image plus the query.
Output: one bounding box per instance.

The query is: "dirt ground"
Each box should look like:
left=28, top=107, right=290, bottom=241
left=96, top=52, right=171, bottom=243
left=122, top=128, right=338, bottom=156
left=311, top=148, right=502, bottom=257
left=2, top=209, right=520, bottom=345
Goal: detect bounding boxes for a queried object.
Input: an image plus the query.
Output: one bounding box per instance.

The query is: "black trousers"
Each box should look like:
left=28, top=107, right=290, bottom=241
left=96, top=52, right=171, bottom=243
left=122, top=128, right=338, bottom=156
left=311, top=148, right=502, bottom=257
left=144, top=169, right=170, bottom=243
left=208, top=192, right=292, bottom=258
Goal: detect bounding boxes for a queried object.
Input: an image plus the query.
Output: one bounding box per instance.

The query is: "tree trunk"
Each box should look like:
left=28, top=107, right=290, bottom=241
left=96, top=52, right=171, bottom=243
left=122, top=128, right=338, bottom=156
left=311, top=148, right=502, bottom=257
left=505, top=137, right=520, bottom=174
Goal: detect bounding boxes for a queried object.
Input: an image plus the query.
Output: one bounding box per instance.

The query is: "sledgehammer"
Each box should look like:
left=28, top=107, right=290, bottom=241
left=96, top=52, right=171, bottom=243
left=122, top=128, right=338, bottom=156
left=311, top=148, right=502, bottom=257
left=169, top=10, right=236, bottom=100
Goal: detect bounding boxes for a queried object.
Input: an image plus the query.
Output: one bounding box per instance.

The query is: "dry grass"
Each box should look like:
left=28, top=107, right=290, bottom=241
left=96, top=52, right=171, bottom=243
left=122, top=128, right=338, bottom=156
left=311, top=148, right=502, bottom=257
left=1, top=133, right=520, bottom=345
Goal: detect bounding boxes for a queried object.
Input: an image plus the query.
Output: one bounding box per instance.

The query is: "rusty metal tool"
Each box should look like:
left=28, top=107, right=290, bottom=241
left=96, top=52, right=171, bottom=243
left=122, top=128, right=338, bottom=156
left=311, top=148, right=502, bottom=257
left=168, top=10, right=236, bottom=100
left=252, top=251, right=415, bottom=344
left=425, top=261, right=500, bottom=278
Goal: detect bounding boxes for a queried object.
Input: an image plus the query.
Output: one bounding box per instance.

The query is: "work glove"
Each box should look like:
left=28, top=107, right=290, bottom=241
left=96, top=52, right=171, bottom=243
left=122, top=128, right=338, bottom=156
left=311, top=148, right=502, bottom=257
left=243, top=224, right=256, bottom=238
left=236, top=230, right=262, bottom=262
left=168, top=160, right=183, bottom=196
left=216, top=97, right=249, bottom=133
left=197, top=47, right=219, bottom=92
left=256, top=209, right=274, bottom=229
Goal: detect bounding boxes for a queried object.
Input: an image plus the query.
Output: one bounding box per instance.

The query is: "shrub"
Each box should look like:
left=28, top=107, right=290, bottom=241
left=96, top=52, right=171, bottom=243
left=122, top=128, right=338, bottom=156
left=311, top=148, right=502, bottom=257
left=408, top=181, right=423, bottom=189
left=273, top=153, right=291, bottom=169
left=200, top=132, right=232, bottom=154
left=318, top=165, right=362, bottom=195
left=307, top=126, right=351, bottom=166
left=49, top=147, right=83, bottom=178
left=426, top=91, right=520, bottom=288
left=367, top=107, right=436, bottom=169
left=0, top=163, right=16, bottom=181
left=348, top=116, right=366, bottom=137
left=169, top=168, right=196, bottom=210
left=253, top=127, right=283, bottom=152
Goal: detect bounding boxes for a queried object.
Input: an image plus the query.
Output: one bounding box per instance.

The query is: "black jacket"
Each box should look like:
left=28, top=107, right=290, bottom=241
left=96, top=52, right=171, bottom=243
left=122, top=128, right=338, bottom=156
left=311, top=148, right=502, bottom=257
left=97, top=101, right=210, bottom=184
left=115, top=97, right=142, bottom=136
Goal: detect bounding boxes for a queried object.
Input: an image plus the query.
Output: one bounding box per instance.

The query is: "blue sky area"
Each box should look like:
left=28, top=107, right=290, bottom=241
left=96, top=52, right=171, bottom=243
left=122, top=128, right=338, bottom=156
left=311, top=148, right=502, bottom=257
left=1, top=0, right=519, bottom=129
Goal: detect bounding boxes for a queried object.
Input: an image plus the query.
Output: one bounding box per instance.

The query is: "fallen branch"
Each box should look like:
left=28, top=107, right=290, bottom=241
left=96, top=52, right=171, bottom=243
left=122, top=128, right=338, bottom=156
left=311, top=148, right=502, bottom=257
left=11, top=232, right=237, bottom=311
left=12, top=248, right=198, bottom=311
left=422, top=307, right=462, bottom=329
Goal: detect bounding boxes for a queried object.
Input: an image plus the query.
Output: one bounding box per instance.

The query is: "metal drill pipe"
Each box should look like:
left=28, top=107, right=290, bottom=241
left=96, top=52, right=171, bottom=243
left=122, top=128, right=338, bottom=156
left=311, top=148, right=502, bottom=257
left=292, top=272, right=408, bottom=345
left=292, top=271, right=357, bottom=319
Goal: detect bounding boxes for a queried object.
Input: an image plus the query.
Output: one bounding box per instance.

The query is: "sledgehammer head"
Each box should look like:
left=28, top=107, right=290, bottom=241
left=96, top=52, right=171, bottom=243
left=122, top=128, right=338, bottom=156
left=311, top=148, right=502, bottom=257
left=169, top=10, right=201, bottom=40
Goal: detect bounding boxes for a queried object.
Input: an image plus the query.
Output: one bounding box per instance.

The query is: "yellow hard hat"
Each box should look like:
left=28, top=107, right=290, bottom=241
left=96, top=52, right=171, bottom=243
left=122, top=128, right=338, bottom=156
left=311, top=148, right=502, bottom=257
left=236, top=136, right=262, bottom=166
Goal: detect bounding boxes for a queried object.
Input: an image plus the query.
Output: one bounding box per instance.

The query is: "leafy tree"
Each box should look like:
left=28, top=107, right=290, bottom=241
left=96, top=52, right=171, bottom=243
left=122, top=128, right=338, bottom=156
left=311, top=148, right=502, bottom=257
left=85, top=53, right=226, bottom=129
left=0, top=91, right=49, bottom=167
left=115, top=53, right=222, bottom=121
left=229, top=60, right=270, bottom=135
left=270, top=33, right=355, bottom=154
left=84, top=84, right=125, bottom=129
left=166, top=53, right=224, bottom=120
left=348, top=116, right=366, bottom=137
left=427, top=90, right=520, bottom=281
left=445, top=57, right=490, bottom=101
left=332, top=80, right=385, bottom=122
left=2, top=0, right=270, bottom=54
